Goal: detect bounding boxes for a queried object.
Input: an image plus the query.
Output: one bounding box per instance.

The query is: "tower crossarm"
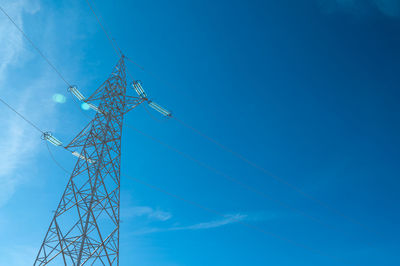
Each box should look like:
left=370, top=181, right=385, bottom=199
left=123, top=95, right=146, bottom=114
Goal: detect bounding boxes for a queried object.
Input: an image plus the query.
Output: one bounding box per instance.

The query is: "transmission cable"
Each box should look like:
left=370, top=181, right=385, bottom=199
left=1, top=0, right=378, bottom=247
left=0, top=6, right=367, bottom=255
left=173, top=116, right=380, bottom=235
left=45, top=140, right=70, bottom=174
left=0, top=5, right=71, bottom=87
left=84, top=0, right=122, bottom=57
left=125, top=123, right=376, bottom=247
left=0, top=96, right=44, bottom=134
left=82, top=0, right=380, bottom=238
left=42, top=139, right=357, bottom=265
left=87, top=0, right=376, bottom=235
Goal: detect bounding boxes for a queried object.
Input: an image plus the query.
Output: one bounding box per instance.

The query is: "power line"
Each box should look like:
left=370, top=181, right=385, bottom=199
left=126, top=123, right=375, bottom=247
left=0, top=5, right=71, bottom=87
left=85, top=0, right=379, bottom=235
left=143, top=104, right=168, bottom=123
left=0, top=0, right=376, bottom=259
left=127, top=124, right=324, bottom=222
left=83, top=0, right=174, bottom=90
left=84, top=0, right=122, bottom=57
left=83, top=0, right=148, bottom=93
left=173, top=116, right=380, bottom=235
left=42, top=141, right=357, bottom=265
left=0, top=4, right=90, bottom=138
left=0, top=96, right=44, bottom=134
left=0, top=3, right=365, bottom=255
left=45, top=140, right=71, bottom=174
left=125, top=57, right=177, bottom=90
left=81, top=0, right=378, bottom=238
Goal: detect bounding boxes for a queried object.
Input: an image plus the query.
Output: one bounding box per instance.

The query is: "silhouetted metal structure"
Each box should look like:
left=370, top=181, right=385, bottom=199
left=34, top=56, right=170, bottom=265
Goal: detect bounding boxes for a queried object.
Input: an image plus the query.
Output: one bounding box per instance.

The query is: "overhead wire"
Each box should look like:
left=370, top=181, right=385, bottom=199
left=83, top=0, right=156, bottom=99
left=0, top=96, right=44, bottom=134
left=84, top=0, right=179, bottom=92
left=125, top=123, right=376, bottom=247
left=127, top=124, right=325, bottom=221
left=83, top=0, right=380, bottom=241
left=173, top=116, right=379, bottom=235
left=41, top=114, right=355, bottom=264
left=84, top=0, right=122, bottom=57
left=0, top=0, right=378, bottom=242
left=83, top=0, right=379, bottom=236
left=0, top=3, right=83, bottom=137
left=142, top=104, right=167, bottom=123
left=41, top=138, right=357, bottom=265
left=124, top=59, right=380, bottom=236
left=125, top=57, right=177, bottom=90
left=0, top=3, right=99, bottom=142
left=0, top=5, right=71, bottom=87
left=0, top=2, right=368, bottom=261
left=0, top=95, right=71, bottom=174
left=45, top=140, right=71, bottom=174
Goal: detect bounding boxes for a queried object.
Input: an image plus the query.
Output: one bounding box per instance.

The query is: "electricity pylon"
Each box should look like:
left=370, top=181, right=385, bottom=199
left=34, top=56, right=170, bottom=265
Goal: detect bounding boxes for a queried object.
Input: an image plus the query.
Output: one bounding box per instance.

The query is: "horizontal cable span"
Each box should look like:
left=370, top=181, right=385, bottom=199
left=173, top=116, right=381, bottom=236
left=126, top=123, right=375, bottom=248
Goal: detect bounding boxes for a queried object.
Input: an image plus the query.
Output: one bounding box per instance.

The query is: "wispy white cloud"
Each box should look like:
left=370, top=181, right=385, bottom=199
left=0, top=73, right=60, bottom=207
left=0, top=0, right=62, bottom=207
left=122, top=206, right=173, bottom=221
left=318, top=0, right=400, bottom=17
left=0, top=95, right=36, bottom=206
left=169, top=213, right=247, bottom=231
left=131, top=212, right=276, bottom=236
left=0, top=0, right=40, bottom=81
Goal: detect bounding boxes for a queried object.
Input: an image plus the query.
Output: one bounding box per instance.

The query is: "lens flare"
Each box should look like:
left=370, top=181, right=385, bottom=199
left=52, top=93, right=66, bottom=104
left=81, top=102, right=90, bottom=110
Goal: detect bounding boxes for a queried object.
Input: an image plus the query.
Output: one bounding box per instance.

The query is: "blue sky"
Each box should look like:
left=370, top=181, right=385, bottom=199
left=0, top=0, right=399, bottom=265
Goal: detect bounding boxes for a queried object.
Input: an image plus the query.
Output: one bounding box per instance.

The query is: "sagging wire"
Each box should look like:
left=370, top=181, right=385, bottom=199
left=75, top=1, right=379, bottom=239
left=0, top=95, right=90, bottom=170
left=0, top=0, right=375, bottom=253
left=44, top=140, right=71, bottom=175
left=173, top=116, right=380, bottom=236
left=124, top=123, right=376, bottom=248
left=82, top=0, right=379, bottom=235
left=0, top=93, right=92, bottom=167
left=40, top=132, right=358, bottom=265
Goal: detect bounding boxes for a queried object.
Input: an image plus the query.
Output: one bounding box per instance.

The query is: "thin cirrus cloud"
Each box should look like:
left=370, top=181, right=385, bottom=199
left=0, top=0, right=61, bottom=207
left=0, top=0, right=40, bottom=80
left=318, top=0, right=400, bottom=17
left=130, top=212, right=277, bottom=236
left=0, top=0, right=40, bottom=207
left=122, top=206, right=173, bottom=222
left=170, top=213, right=248, bottom=231
left=0, top=73, right=62, bottom=207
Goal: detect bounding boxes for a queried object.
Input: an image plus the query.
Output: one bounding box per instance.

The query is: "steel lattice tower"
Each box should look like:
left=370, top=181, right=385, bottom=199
left=35, top=56, right=146, bottom=265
